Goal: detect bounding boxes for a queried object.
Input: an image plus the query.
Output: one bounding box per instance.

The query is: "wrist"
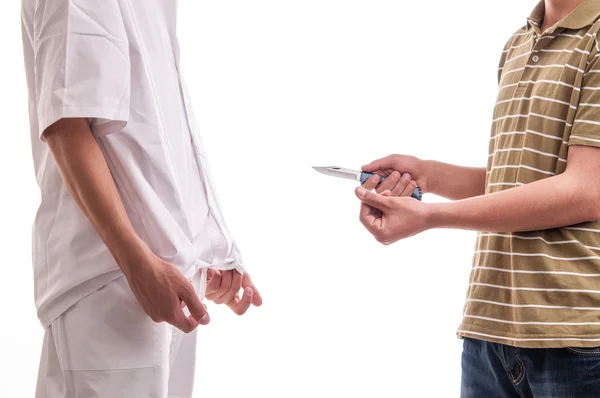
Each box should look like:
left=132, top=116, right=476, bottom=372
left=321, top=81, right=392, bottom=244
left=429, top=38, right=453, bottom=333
left=418, top=158, right=435, bottom=194
left=425, top=201, right=455, bottom=230
left=106, top=233, right=154, bottom=277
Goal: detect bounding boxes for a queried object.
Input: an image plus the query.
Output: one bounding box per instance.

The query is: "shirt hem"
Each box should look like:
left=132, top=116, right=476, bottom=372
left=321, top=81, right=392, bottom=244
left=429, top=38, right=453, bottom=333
left=37, top=269, right=124, bottom=329
left=457, top=324, right=600, bottom=348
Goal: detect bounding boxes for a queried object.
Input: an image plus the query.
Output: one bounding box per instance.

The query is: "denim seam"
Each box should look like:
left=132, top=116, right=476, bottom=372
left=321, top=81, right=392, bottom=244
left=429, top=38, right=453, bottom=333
left=513, top=348, right=526, bottom=386
left=497, top=345, right=526, bottom=397
left=498, top=346, right=517, bottom=384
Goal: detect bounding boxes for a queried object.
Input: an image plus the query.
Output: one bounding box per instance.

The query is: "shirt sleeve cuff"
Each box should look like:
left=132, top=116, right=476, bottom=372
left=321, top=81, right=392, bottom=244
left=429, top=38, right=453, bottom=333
left=210, top=258, right=245, bottom=275
left=38, top=106, right=129, bottom=141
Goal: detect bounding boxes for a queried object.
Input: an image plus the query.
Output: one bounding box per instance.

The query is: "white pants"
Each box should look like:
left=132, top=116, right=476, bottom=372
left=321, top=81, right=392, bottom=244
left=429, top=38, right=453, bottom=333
left=35, top=271, right=205, bottom=398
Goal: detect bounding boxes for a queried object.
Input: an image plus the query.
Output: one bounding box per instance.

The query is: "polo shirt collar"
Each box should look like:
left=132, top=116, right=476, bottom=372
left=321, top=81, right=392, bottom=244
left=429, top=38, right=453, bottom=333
left=527, top=1, right=545, bottom=30
left=527, top=0, right=600, bottom=31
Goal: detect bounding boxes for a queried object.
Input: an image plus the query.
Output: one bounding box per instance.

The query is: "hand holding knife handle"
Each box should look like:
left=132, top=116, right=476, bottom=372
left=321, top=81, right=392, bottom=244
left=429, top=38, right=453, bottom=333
left=360, top=172, right=423, bottom=201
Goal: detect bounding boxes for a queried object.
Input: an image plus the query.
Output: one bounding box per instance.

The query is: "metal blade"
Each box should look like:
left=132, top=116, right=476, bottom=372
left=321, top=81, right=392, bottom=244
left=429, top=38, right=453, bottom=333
left=312, top=166, right=361, bottom=181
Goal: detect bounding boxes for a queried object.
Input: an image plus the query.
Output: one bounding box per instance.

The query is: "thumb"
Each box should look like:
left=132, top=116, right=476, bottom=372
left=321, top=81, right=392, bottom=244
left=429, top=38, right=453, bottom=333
left=362, top=155, right=394, bottom=173
left=380, top=190, right=392, bottom=197
left=180, top=286, right=210, bottom=326
left=355, top=187, right=392, bottom=210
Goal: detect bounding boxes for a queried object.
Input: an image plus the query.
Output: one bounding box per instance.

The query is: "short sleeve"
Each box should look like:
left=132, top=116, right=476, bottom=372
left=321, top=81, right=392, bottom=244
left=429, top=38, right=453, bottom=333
left=34, top=0, right=130, bottom=140
left=570, top=37, right=600, bottom=148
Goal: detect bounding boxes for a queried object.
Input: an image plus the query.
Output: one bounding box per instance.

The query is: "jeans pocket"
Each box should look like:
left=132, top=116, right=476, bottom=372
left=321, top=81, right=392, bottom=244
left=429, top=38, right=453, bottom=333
left=566, top=347, right=600, bottom=357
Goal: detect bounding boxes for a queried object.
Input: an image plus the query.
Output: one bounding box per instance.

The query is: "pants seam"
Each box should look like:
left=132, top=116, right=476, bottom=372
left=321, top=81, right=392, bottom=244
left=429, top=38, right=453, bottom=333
left=513, top=347, right=526, bottom=386
left=497, top=344, right=525, bottom=397
left=498, top=345, right=516, bottom=383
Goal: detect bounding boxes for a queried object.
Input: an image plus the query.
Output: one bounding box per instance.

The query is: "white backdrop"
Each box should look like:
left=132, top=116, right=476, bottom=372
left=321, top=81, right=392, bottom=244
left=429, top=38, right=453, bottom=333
left=0, top=0, right=537, bottom=397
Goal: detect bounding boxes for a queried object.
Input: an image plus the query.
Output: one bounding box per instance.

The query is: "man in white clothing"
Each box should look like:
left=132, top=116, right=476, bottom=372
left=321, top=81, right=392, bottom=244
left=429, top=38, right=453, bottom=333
left=21, top=1, right=262, bottom=396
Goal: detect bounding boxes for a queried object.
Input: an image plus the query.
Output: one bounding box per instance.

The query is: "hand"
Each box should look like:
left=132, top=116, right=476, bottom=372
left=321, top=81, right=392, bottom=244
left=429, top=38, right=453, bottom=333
left=361, top=172, right=418, bottom=198
left=355, top=186, right=431, bottom=245
left=205, top=269, right=263, bottom=315
left=362, top=155, right=428, bottom=194
left=123, top=248, right=210, bottom=333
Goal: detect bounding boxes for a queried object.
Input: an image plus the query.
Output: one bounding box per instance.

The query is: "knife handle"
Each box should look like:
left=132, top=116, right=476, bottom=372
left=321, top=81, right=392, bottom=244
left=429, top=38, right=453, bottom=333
left=360, top=172, right=423, bottom=201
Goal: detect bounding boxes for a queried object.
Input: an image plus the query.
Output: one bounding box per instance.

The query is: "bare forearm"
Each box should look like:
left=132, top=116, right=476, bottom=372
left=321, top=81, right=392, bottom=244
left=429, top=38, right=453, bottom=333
left=423, top=160, right=486, bottom=200
left=429, top=172, right=599, bottom=232
left=44, top=118, right=148, bottom=274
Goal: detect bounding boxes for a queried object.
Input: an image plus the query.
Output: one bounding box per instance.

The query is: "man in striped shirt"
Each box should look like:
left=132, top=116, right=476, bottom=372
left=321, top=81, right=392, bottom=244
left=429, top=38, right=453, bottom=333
left=355, top=0, right=600, bottom=396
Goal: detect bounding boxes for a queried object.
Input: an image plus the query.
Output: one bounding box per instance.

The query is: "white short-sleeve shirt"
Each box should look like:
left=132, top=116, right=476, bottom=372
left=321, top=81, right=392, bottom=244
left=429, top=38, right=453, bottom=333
left=21, top=0, right=245, bottom=328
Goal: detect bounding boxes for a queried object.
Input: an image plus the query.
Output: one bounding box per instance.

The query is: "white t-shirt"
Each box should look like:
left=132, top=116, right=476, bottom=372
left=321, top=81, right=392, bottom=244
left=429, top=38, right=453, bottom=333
left=21, top=0, right=245, bottom=329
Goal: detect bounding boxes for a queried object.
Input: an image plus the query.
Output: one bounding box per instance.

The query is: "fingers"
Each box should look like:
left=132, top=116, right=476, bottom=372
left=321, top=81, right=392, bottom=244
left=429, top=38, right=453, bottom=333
left=375, top=171, right=401, bottom=194
left=361, top=174, right=380, bottom=191
left=220, top=270, right=242, bottom=305
left=359, top=193, right=386, bottom=231
left=172, top=308, right=199, bottom=333
left=360, top=192, right=377, bottom=216
left=205, top=269, right=222, bottom=296
left=355, top=187, right=393, bottom=211
left=204, top=270, right=262, bottom=316
left=359, top=185, right=386, bottom=222
left=400, top=179, right=419, bottom=198
left=391, top=173, right=413, bottom=197
left=357, top=187, right=389, bottom=238
left=212, top=269, right=233, bottom=303
left=373, top=172, right=414, bottom=197
left=206, top=269, right=232, bottom=303
left=228, top=287, right=254, bottom=315
left=179, top=285, right=210, bottom=327
left=242, top=273, right=263, bottom=307
left=359, top=200, right=379, bottom=228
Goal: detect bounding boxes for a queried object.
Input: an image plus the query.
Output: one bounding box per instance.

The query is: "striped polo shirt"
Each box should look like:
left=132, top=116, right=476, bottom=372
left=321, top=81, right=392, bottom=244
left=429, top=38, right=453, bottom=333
left=457, top=0, right=600, bottom=348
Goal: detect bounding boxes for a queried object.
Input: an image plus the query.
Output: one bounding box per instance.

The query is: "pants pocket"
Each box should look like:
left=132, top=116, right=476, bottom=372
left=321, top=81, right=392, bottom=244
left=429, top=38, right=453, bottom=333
left=566, top=347, right=600, bottom=357
left=53, top=276, right=168, bottom=371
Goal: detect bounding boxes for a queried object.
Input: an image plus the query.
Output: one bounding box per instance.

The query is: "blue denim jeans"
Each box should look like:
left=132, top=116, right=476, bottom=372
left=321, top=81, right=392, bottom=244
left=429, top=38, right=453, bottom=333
left=461, top=337, right=600, bottom=397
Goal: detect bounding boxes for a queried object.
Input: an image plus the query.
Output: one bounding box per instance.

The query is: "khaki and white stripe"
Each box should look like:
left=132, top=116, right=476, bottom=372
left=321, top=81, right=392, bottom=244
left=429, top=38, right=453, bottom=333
left=458, top=1, right=600, bottom=349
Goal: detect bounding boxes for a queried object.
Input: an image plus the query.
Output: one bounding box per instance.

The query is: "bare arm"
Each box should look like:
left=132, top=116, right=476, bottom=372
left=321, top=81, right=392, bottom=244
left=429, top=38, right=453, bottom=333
left=362, top=155, right=486, bottom=200
left=429, top=145, right=600, bottom=232
left=423, top=161, right=486, bottom=200
left=356, top=146, right=600, bottom=244
left=45, top=119, right=143, bottom=265
left=44, top=118, right=209, bottom=332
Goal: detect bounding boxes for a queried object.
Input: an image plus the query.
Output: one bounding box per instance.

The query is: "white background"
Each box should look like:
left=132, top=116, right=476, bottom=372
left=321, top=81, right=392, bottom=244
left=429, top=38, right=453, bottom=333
left=0, top=0, right=537, bottom=397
